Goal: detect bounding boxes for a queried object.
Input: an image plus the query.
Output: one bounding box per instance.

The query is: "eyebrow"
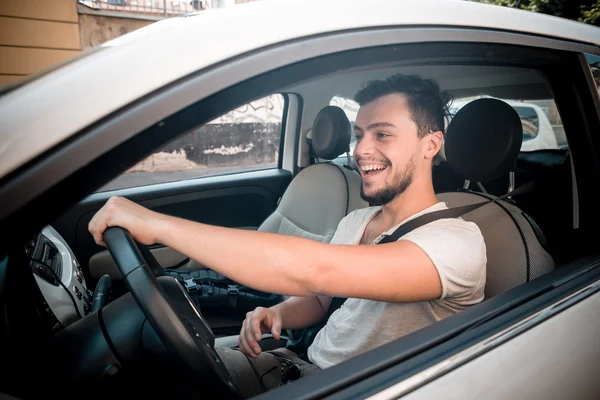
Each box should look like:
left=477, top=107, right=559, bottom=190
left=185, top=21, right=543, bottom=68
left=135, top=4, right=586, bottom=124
left=354, top=122, right=396, bottom=133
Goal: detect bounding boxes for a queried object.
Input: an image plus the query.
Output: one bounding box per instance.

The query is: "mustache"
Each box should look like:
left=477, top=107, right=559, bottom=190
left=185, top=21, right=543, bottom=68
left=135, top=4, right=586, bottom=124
left=355, top=156, right=391, bottom=166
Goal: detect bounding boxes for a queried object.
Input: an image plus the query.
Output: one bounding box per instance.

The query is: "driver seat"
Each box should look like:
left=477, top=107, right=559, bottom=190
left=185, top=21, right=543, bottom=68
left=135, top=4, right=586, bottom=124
left=254, top=105, right=367, bottom=243
left=204, top=106, right=368, bottom=348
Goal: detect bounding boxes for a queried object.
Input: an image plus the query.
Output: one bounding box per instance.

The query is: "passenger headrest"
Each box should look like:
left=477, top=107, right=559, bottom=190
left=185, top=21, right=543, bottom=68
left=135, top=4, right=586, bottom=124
left=310, top=105, right=351, bottom=160
left=445, top=98, right=522, bottom=183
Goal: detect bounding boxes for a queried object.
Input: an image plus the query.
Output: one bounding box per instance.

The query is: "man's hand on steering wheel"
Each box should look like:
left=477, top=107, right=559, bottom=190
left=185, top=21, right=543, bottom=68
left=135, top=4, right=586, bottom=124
left=88, top=196, right=163, bottom=246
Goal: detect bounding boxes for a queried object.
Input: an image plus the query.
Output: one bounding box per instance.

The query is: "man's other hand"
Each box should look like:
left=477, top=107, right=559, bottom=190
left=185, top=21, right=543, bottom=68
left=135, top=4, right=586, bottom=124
left=239, top=306, right=283, bottom=358
left=88, top=196, right=163, bottom=247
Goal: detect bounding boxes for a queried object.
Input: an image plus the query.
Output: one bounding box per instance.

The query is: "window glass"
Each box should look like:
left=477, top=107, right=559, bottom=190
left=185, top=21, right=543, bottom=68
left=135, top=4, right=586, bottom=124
left=585, top=54, right=600, bottom=98
left=514, top=106, right=539, bottom=141
left=99, top=94, right=285, bottom=191
left=448, top=96, right=565, bottom=152
left=330, top=94, right=566, bottom=155
left=329, top=96, right=359, bottom=154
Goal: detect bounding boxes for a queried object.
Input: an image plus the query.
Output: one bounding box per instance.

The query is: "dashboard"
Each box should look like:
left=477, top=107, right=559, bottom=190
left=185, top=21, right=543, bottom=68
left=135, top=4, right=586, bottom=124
left=25, top=225, right=91, bottom=330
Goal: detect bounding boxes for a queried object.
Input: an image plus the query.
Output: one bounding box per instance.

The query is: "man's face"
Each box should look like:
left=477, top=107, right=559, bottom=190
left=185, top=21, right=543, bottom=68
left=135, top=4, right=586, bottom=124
left=353, top=93, right=424, bottom=206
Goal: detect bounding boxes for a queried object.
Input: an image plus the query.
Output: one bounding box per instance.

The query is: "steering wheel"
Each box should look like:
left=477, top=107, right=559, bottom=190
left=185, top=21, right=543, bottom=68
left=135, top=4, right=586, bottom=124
left=103, top=226, right=239, bottom=397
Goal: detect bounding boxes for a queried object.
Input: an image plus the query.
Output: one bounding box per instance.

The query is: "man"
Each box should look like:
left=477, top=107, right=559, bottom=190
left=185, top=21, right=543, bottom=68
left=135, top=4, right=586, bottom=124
left=88, top=74, right=486, bottom=396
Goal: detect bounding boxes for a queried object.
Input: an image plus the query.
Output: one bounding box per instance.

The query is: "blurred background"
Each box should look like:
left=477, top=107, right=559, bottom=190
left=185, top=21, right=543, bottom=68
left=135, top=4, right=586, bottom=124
left=0, top=0, right=258, bottom=88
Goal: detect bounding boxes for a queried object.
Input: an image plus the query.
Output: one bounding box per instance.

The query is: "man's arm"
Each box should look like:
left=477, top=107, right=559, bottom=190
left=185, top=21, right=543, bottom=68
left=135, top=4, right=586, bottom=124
left=88, top=196, right=443, bottom=303
left=272, top=295, right=332, bottom=330
left=239, top=295, right=332, bottom=357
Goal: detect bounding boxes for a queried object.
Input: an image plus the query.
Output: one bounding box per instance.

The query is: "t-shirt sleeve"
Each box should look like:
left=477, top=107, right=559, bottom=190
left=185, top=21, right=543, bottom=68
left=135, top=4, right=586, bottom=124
left=400, top=218, right=487, bottom=304
left=328, top=208, right=375, bottom=245
left=328, top=213, right=352, bottom=245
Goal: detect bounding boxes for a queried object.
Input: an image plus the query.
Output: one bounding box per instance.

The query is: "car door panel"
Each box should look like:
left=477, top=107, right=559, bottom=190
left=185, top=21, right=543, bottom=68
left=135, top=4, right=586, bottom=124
left=398, top=286, right=600, bottom=400
left=51, top=169, right=290, bottom=333
left=89, top=234, right=262, bottom=279
left=89, top=245, right=192, bottom=279
left=52, top=168, right=291, bottom=281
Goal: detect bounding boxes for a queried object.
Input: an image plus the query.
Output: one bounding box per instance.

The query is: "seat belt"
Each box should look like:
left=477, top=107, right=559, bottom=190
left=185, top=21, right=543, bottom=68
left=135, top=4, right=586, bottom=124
left=378, top=179, right=535, bottom=245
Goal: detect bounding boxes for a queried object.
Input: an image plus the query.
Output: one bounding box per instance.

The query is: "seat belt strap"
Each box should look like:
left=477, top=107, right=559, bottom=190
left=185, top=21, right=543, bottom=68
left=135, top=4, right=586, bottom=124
left=378, top=180, right=535, bottom=245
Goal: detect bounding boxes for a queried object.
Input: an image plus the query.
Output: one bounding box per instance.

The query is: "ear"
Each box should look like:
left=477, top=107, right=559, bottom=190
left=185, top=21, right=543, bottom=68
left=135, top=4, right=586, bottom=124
left=423, top=131, right=443, bottom=159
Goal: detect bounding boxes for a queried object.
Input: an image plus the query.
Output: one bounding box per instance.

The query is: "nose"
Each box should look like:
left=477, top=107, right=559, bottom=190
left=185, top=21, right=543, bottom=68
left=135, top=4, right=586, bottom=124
left=353, top=134, right=374, bottom=161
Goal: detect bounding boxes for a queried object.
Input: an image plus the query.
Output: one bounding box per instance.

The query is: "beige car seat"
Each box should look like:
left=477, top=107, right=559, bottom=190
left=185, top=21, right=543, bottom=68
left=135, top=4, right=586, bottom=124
left=438, top=98, right=555, bottom=298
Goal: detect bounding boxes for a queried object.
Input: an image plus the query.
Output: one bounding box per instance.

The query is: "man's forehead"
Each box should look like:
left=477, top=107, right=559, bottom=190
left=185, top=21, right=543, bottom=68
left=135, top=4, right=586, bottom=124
left=356, top=93, right=411, bottom=126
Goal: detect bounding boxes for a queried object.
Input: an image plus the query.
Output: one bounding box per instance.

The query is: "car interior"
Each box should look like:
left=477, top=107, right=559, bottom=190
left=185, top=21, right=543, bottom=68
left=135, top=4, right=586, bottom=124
left=3, top=41, right=598, bottom=400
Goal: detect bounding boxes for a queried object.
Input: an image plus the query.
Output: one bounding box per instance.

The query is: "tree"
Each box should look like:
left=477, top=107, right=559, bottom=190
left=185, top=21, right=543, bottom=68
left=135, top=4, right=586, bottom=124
left=579, top=0, right=600, bottom=25
left=479, top=0, right=600, bottom=26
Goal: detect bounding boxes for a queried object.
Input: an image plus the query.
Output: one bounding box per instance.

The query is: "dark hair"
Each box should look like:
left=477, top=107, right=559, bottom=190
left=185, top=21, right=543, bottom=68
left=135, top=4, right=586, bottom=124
left=354, top=74, right=452, bottom=137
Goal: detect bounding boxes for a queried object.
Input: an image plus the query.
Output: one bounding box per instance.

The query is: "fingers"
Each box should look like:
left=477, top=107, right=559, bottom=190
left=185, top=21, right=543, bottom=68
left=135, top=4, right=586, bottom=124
left=238, top=319, right=257, bottom=358
left=88, top=196, right=122, bottom=246
left=250, top=309, right=264, bottom=342
left=271, top=313, right=282, bottom=340
left=237, top=308, right=283, bottom=358
left=239, top=312, right=261, bottom=358
left=246, top=311, right=263, bottom=356
left=88, top=204, right=109, bottom=247
left=88, top=196, right=159, bottom=246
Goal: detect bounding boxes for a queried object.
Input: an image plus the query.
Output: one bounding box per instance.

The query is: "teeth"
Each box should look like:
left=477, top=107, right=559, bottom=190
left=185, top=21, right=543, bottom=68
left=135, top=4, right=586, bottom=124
left=360, top=165, right=387, bottom=172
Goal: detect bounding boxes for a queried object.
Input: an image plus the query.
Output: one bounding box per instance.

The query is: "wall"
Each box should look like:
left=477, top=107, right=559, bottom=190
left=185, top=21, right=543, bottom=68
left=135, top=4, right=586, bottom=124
left=128, top=94, right=285, bottom=173
left=214, top=0, right=236, bottom=7
left=159, top=123, right=281, bottom=167
left=0, top=0, right=82, bottom=87
left=78, top=12, right=154, bottom=49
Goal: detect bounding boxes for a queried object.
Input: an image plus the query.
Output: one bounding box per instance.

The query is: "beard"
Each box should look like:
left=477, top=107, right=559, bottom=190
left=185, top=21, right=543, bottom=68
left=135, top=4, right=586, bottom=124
left=360, top=154, right=416, bottom=206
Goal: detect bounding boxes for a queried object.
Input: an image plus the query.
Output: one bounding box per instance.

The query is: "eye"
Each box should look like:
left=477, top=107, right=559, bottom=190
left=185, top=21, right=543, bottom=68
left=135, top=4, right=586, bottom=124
left=355, top=134, right=363, bottom=142
left=377, top=132, right=390, bottom=139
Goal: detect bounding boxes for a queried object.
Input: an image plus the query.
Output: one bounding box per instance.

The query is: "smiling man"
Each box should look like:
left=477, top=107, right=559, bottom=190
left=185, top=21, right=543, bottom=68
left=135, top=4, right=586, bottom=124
left=88, top=74, right=486, bottom=396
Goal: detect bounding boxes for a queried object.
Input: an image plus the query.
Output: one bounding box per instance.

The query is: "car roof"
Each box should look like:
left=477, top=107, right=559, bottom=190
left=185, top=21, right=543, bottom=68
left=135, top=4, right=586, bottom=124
left=0, top=0, right=599, bottom=179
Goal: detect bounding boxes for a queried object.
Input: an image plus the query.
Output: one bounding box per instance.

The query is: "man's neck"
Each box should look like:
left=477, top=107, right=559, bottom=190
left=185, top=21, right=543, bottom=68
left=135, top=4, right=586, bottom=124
left=376, top=178, right=439, bottom=230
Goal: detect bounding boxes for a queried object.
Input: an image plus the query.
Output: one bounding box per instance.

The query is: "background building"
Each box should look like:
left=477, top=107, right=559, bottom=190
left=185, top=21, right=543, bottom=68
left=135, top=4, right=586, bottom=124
left=0, top=0, right=261, bottom=87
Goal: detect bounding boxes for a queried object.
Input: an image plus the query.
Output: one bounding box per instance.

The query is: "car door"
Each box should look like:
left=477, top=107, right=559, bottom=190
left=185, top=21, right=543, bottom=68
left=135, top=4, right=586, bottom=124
left=50, top=93, right=295, bottom=334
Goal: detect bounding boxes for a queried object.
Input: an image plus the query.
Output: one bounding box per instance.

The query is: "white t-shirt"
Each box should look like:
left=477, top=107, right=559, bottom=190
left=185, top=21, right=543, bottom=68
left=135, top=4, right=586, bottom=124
left=307, top=202, right=487, bottom=369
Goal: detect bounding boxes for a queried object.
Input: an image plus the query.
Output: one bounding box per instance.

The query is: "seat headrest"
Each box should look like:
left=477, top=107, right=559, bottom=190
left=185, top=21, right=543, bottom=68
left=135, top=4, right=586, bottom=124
left=310, top=105, right=351, bottom=160
left=445, top=98, right=522, bottom=183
